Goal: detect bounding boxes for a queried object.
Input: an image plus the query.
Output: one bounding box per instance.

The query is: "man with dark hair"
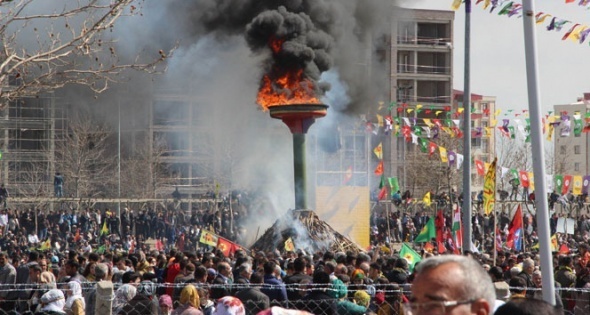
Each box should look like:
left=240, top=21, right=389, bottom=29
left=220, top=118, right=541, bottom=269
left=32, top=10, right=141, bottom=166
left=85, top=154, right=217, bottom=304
left=0, top=252, right=16, bottom=312
left=297, top=270, right=336, bottom=315
left=261, top=261, right=287, bottom=302
left=54, top=173, right=64, bottom=197
left=489, top=266, right=510, bottom=301
left=509, top=277, right=528, bottom=299
left=284, top=257, right=312, bottom=300
left=210, top=261, right=233, bottom=299
left=235, top=272, right=270, bottom=314
left=64, top=259, right=86, bottom=282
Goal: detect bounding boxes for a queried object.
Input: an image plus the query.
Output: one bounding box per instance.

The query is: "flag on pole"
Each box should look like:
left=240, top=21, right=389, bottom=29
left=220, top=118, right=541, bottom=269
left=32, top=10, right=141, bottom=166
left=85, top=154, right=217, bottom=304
left=563, top=175, right=573, bottom=195
left=452, top=206, right=461, bottom=232
left=483, top=158, right=497, bottom=215
left=199, top=230, right=219, bottom=247
left=100, top=220, right=109, bottom=236
left=388, top=177, right=400, bottom=194
left=39, top=239, right=51, bottom=251
left=399, top=243, right=422, bottom=272
left=217, top=237, right=240, bottom=257
left=506, top=205, right=523, bottom=251
left=373, top=143, right=383, bottom=159
left=475, top=160, right=485, bottom=176
left=422, top=192, right=431, bottom=205
left=374, top=161, right=384, bottom=175
left=414, top=217, right=436, bottom=243
left=377, top=186, right=388, bottom=201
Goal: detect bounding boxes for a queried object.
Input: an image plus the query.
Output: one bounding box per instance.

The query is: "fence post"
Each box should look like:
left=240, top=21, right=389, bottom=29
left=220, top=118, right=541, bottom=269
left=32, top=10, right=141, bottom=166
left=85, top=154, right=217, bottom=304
left=95, top=281, right=113, bottom=315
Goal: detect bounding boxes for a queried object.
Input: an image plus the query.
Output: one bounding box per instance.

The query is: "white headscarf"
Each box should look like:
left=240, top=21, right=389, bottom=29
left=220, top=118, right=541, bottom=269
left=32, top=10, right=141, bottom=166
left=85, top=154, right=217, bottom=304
left=65, top=281, right=85, bottom=310
left=40, top=289, right=66, bottom=314
left=113, top=284, right=137, bottom=314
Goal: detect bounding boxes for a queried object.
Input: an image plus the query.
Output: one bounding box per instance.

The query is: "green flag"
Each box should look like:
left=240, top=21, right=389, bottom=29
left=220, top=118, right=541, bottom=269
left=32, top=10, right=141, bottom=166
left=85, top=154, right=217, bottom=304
left=96, top=245, right=106, bottom=254
left=399, top=243, right=422, bottom=272
left=414, top=217, right=436, bottom=243
left=388, top=177, right=399, bottom=194
left=379, top=175, right=386, bottom=189
left=555, top=175, right=564, bottom=194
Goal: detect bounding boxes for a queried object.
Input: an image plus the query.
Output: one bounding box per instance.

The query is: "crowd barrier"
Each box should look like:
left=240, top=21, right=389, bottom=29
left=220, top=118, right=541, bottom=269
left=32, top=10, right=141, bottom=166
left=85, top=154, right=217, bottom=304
left=0, top=282, right=585, bottom=315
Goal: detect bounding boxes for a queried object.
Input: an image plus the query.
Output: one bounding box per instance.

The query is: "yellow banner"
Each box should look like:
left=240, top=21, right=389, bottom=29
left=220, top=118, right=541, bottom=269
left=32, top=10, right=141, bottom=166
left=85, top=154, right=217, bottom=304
left=573, top=175, right=583, bottom=195
left=439, top=146, right=448, bottom=163
left=199, top=230, right=219, bottom=247
left=483, top=158, right=497, bottom=215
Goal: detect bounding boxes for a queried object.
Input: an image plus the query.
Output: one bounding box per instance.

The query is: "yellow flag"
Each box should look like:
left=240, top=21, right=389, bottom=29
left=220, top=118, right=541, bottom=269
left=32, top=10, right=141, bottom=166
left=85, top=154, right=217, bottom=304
left=423, top=192, right=431, bottom=205
left=571, top=26, right=587, bottom=42
left=373, top=142, right=383, bottom=159
left=423, top=119, right=433, bottom=127
left=494, top=109, right=502, bottom=117
left=536, top=14, right=552, bottom=24
left=435, top=110, right=443, bottom=116
left=458, top=108, right=464, bottom=114
left=529, top=172, right=535, bottom=191
left=284, top=237, right=295, bottom=252
left=439, top=146, right=448, bottom=163
left=199, top=230, right=219, bottom=247
left=550, top=234, right=558, bottom=252
left=483, top=158, right=497, bottom=215
left=484, top=0, right=491, bottom=9
left=573, top=175, right=583, bottom=195
left=39, top=239, right=51, bottom=251
left=406, top=108, right=414, bottom=114
left=100, top=220, right=109, bottom=236
left=451, top=0, right=462, bottom=10
left=376, top=114, right=384, bottom=127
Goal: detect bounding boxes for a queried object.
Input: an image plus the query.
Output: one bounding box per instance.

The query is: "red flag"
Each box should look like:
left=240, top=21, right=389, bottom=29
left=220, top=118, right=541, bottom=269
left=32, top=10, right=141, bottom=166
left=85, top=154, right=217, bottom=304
left=519, top=171, right=530, bottom=188
left=217, top=237, right=233, bottom=257
left=506, top=205, right=523, bottom=251
left=563, top=175, right=573, bottom=195
left=374, top=161, right=384, bottom=175
left=428, top=142, right=437, bottom=156
left=559, top=243, right=570, bottom=255
left=475, top=160, right=485, bottom=176
left=377, top=186, right=388, bottom=201
left=423, top=242, right=434, bottom=253
left=435, top=210, right=445, bottom=253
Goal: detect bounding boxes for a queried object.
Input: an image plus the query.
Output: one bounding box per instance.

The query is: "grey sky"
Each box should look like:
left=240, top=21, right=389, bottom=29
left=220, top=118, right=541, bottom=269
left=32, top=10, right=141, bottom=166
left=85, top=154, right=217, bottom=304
left=406, top=0, right=590, bottom=112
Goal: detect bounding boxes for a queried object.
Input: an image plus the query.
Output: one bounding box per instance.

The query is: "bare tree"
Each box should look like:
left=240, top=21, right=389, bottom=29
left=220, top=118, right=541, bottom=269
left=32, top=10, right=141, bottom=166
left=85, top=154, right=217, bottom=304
left=54, top=111, right=116, bottom=198
left=120, top=135, right=171, bottom=198
left=0, top=0, right=170, bottom=103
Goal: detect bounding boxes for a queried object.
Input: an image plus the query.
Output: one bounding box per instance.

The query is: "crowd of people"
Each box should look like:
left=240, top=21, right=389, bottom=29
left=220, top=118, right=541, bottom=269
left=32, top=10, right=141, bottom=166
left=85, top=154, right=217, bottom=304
left=0, top=185, right=584, bottom=315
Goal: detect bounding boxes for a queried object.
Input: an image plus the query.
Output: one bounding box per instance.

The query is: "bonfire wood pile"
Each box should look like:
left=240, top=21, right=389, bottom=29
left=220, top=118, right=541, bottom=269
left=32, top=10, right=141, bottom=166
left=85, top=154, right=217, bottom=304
left=250, top=209, right=362, bottom=254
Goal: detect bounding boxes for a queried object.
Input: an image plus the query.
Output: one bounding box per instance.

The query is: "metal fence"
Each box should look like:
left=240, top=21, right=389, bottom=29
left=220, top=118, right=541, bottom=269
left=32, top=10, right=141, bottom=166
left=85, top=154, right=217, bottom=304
left=0, top=282, right=587, bottom=315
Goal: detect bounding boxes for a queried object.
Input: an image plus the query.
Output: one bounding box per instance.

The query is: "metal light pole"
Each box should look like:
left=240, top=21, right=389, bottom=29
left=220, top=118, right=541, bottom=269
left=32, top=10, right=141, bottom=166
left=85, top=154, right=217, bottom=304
left=117, top=101, right=121, bottom=222
left=522, top=0, right=556, bottom=305
left=461, top=0, right=473, bottom=252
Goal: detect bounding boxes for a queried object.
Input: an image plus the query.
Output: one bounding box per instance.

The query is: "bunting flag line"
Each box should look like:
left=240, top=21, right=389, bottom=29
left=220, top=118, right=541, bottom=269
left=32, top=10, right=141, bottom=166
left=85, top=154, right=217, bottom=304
left=451, top=0, right=590, bottom=46
left=373, top=142, right=383, bottom=160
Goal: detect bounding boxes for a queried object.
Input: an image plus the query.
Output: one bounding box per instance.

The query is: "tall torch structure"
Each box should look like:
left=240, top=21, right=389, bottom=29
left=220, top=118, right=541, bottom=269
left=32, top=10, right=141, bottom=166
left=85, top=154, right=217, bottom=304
left=268, top=104, right=328, bottom=210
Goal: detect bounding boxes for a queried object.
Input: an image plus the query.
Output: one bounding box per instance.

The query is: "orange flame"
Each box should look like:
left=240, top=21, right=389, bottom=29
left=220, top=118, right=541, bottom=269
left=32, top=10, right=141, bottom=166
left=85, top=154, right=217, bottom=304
left=256, top=69, right=320, bottom=110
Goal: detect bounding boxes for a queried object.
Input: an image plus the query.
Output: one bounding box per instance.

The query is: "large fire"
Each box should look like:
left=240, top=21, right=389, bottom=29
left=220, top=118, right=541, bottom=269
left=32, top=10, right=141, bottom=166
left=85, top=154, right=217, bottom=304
left=256, top=38, right=320, bottom=110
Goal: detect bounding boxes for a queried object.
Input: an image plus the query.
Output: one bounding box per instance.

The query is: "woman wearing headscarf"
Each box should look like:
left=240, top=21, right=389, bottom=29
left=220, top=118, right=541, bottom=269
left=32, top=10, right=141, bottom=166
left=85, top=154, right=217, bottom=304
left=171, top=285, right=202, bottom=315
left=158, top=295, right=173, bottom=315
left=64, top=281, right=85, bottom=315
left=118, top=281, right=159, bottom=315
left=35, top=289, right=66, bottom=315
left=112, top=284, right=137, bottom=315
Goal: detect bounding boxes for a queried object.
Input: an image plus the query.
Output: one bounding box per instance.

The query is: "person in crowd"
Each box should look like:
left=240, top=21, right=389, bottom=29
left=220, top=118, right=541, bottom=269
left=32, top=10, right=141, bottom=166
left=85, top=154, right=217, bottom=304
left=212, top=296, right=245, bottom=315
left=495, top=298, right=564, bottom=315
left=54, top=173, right=64, bottom=198
left=517, top=258, right=535, bottom=298
left=112, top=284, right=137, bottom=315
left=0, top=251, right=17, bottom=312
left=119, top=280, right=158, bottom=315
left=234, top=272, right=270, bottom=315
left=171, top=285, right=202, bottom=315
left=332, top=278, right=366, bottom=315
left=159, top=295, right=173, bottom=315
left=283, top=257, right=312, bottom=300
left=36, top=289, right=66, bottom=315
left=407, top=255, right=495, bottom=315
left=64, top=281, right=85, bottom=315
left=260, top=261, right=287, bottom=302
left=196, top=287, right=214, bottom=315
left=210, top=261, right=233, bottom=300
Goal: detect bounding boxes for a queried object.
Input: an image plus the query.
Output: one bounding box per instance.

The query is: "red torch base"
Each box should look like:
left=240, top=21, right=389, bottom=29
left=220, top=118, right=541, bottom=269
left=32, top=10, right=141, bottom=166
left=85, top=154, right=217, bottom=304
left=268, top=104, right=328, bottom=134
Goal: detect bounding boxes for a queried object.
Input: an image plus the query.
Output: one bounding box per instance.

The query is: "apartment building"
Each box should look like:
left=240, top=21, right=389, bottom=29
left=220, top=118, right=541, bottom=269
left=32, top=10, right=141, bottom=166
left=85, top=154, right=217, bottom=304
left=390, top=8, right=455, bottom=192
left=553, top=93, right=590, bottom=176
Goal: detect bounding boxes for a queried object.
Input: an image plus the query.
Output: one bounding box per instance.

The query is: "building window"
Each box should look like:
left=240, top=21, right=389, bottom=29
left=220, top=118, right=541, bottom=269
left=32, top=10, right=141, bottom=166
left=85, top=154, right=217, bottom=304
left=575, top=163, right=581, bottom=172
left=560, top=145, right=566, bottom=155
left=575, top=145, right=581, bottom=154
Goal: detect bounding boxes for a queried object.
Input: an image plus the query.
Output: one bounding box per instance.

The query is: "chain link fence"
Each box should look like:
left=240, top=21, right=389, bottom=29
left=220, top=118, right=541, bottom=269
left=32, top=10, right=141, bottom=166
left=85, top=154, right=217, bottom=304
left=0, top=282, right=586, bottom=315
